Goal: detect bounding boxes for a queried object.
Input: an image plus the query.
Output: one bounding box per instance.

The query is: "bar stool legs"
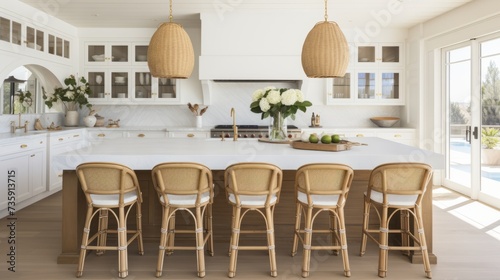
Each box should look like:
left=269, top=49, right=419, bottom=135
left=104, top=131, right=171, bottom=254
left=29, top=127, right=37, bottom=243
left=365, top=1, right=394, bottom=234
left=228, top=205, right=278, bottom=278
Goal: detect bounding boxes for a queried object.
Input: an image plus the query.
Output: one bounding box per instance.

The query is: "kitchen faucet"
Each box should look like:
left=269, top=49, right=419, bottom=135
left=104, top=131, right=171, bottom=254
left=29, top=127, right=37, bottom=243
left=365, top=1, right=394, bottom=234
left=10, top=113, right=29, bottom=133
left=230, top=107, right=238, bottom=141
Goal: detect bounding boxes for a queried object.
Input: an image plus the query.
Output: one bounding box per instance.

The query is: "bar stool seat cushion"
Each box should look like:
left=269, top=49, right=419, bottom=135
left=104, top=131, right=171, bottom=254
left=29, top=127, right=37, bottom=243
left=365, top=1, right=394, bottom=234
left=228, top=193, right=278, bottom=206
left=90, top=191, right=138, bottom=207
left=297, top=191, right=340, bottom=206
left=366, top=190, right=418, bottom=206
left=159, top=191, right=210, bottom=205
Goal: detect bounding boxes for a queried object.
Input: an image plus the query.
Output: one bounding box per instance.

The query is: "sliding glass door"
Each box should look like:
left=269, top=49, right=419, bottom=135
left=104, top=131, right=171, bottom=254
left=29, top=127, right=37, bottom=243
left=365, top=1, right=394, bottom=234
left=444, top=35, right=500, bottom=207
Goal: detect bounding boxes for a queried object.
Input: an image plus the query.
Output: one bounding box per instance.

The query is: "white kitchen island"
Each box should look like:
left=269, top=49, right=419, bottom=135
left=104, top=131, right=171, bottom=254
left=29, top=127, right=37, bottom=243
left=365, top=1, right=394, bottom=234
left=54, top=137, right=444, bottom=170
left=56, top=137, right=444, bottom=265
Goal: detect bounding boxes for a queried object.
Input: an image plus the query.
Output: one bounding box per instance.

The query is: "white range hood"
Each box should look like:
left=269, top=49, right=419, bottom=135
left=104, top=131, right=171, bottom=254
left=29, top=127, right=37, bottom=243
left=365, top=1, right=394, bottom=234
left=199, top=55, right=309, bottom=104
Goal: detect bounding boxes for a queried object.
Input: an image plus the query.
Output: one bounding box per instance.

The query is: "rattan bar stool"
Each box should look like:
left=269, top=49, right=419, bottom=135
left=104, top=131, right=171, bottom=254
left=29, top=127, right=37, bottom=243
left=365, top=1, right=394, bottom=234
left=359, top=162, right=433, bottom=278
left=291, top=163, right=354, bottom=278
left=75, top=162, right=144, bottom=279
left=152, top=162, right=214, bottom=278
left=224, top=162, right=283, bottom=278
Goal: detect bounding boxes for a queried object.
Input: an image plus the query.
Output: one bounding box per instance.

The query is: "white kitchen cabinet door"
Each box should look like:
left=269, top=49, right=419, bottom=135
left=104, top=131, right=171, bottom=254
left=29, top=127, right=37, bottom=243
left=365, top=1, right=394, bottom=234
left=356, top=43, right=403, bottom=68
left=29, top=149, right=46, bottom=196
left=86, top=69, right=132, bottom=104
left=0, top=153, right=30, bottom=209
left=325, top=72, right=355, bottom=105
left=48, top=130, right=86, bottom=191
left=131, top=69, right=181, bottom=104
left=85, top=42, right=131, bottom=65
left=355, top=70, right=404, bottom=105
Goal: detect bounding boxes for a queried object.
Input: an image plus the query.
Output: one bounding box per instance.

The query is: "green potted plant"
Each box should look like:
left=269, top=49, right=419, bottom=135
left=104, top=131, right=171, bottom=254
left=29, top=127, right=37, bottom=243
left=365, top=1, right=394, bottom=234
left=43, top=75, right=92, bottom=126
left=481, top=127, right=500, bottom=165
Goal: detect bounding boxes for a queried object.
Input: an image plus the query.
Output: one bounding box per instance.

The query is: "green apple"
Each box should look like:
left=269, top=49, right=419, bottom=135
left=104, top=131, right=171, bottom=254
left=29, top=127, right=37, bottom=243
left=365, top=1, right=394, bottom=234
left=309, top=133, right=319, bottom=143
left=321, top=134, right=332, bottom=144
left=332, top=134, right=341, bottom=143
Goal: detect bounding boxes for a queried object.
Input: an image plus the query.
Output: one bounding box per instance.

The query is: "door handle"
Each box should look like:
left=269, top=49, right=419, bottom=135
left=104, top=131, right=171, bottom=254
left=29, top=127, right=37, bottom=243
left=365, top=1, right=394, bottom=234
left=473, top=126, right=479, bottom=140
left=466, top=126, right=471, bottom=143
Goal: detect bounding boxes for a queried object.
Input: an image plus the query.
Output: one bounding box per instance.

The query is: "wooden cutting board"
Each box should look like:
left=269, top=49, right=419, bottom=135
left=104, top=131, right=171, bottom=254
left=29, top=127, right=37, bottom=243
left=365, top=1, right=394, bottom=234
left=290, top=140, right=359, bottom=152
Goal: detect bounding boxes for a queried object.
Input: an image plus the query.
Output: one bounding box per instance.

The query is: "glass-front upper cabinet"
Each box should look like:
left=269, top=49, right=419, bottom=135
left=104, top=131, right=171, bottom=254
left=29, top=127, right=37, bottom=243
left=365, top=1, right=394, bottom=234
left=158, top=78, right=177, bottom=100
left=12, top=21, right=21, bottom=45
left=0, top=17, right=19, bottom=44
left=0, top=17, right=10, bottom=43
left=134, top=45, right=148, bottom=63
left=86, top=70, right=130, bottom=102
left=26, top=26, right=43, bottom=51
left=356, top=70, right=403, bottom=104
left=87, top=71, right=106, bottom=99
left=325, top=73, right=353, bottom=104
left=111, top=71, right=129, bottom=99
left=134, top=71, right=152, bottom=99
left=86, top=43, right=130, bottom=64
left=357, top=43, right=402, bottom=67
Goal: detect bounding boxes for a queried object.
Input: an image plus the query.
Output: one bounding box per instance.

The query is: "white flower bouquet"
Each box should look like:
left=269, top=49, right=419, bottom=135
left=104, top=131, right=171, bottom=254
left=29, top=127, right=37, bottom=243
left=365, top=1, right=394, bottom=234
left=250, top=87, right=312, bottom=120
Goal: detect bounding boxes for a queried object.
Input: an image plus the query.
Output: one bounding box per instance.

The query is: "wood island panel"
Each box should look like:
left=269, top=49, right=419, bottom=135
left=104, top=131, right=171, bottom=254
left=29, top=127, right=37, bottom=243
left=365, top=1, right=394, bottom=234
left=57, top=169, right=435, bottom=265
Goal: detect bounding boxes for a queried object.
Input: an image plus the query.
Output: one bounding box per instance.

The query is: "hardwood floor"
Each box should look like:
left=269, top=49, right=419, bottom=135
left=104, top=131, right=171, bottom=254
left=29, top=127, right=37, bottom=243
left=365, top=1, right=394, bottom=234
left=1, top=186, right=500, bottom=279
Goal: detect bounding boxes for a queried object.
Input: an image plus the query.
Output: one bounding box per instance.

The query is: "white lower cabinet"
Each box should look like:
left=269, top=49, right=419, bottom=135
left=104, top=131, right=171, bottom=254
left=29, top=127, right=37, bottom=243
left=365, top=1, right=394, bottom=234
left=48, top=130, right=87, bottom=191
left=0, top=135, right=46, bottom=213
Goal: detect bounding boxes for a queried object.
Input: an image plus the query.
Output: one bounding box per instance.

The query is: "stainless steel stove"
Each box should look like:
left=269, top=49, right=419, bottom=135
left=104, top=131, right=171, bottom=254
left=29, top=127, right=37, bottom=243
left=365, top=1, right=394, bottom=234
left=210, top=125, right=301, bottom=139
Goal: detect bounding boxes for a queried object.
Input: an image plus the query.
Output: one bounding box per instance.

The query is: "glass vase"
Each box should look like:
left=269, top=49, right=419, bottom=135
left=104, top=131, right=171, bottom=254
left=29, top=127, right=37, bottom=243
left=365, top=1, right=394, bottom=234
left=269, top=112, right=287, bottom=141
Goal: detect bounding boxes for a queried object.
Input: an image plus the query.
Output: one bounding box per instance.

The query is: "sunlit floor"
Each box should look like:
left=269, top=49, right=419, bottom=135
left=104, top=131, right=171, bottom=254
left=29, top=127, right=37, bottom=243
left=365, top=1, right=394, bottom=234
left=1, top=187, right=500, bottom=279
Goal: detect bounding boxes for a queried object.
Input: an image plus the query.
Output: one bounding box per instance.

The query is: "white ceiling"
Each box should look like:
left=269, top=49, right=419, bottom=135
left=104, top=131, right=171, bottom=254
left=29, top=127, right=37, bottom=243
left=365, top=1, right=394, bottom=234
left=19, top=0, right=473, bottom=29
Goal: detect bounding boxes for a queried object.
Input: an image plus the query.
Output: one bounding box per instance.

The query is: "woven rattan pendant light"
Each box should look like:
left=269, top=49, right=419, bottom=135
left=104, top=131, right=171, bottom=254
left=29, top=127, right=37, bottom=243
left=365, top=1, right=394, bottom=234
left=301, top=0, right=349, bottom=78
left=148, top=0, right=194, bottom=78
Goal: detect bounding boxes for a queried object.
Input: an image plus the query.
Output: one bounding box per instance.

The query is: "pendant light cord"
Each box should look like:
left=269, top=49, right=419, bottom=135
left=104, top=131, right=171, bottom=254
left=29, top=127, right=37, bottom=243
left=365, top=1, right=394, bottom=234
left=169, top=0, right=173, bottom=22
left=324, top=0, right=328, bottom=22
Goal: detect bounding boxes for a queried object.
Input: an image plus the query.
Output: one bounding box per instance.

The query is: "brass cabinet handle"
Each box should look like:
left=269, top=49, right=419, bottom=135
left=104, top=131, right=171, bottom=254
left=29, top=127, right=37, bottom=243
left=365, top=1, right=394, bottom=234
left=73, top=134, right=80, bottom=138
left=20, top=144, right=28, bottom=148
left=187, top=133, right=195, bottom=138
left=58, top=173, right=63, bottom=177
left=356, top=134, right=364, bottom=137
left=138, top=133, right=145, bottom=138
left=97, top=133, right=105, bottom=137
left=394, top=134, right=402, bottom=138
left=58, top=138, right=64, bottom=141
left=30, top=154, right=35, bottom=157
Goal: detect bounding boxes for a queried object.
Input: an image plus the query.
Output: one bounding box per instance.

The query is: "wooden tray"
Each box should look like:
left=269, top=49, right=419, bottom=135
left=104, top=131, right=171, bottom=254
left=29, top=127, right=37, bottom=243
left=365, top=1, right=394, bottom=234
left=290, top=140, right=352, bottom=152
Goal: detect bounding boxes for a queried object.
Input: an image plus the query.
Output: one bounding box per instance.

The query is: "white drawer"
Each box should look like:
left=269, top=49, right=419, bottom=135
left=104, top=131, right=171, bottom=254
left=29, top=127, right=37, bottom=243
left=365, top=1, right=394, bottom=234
left=50, top=132, right=84, bottom=146
left=376, top=131, right=416, bottom=140
left=169, top=131, right=209, bottom=138
left=88, top=130, right=124, bottom=139
left=1, top=137, right=46, bottom=155
left=126, top=131, right=167, bottom=138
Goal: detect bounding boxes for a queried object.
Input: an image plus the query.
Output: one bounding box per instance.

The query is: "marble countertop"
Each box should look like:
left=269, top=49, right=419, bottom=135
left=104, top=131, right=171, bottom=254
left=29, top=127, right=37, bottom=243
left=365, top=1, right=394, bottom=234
left=55, top=137, right=444, bottom=170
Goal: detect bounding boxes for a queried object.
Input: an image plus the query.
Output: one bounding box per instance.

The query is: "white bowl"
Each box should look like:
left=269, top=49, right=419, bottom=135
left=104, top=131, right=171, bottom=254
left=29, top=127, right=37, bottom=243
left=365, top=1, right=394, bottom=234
left=114, top=76, right=126, bottom=84
left=92, top=54, right=105, bottom=61
left=27, top=42, right=42, bottom=50
left=370, top=117, right=400, bottom=127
